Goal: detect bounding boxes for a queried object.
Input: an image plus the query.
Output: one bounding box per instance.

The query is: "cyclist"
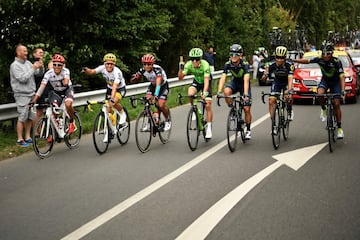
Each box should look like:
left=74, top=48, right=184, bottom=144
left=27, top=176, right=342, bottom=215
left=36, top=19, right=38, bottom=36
left=264, top=46, right=295, bottom=124
left=178, top=47, right=213, bottom=140
left=217, top=44, right=252, bottom=140
left=82, top=53, right=127, bottom=125
left=293, top=43, right=345, bottom=139
left=130, top=53, right=171, bottom=131
left=31, top=54, right=77, bottom=134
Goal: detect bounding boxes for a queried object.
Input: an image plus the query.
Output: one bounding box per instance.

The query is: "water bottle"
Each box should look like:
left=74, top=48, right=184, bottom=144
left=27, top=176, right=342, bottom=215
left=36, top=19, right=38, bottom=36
left=58, top=118, right=63, bottom=129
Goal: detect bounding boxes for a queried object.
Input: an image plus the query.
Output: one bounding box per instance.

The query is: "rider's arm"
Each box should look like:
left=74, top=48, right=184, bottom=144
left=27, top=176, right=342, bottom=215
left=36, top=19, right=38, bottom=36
left=110, top=82, right=119, bottom=102
left=293, top=58, right=310, bottom=64
left=217, top=73, right=227, bottom=93
left=82, top=68, right=96, bottom=75
left=178, top=61, right=190, bottom=80
left=203, top=75, right=210, bottom=95
left=288, top=74, right=294, bottom=91
left=243, top=73, right=250, bottom=96
left=154, top=76, right=162, bottom=97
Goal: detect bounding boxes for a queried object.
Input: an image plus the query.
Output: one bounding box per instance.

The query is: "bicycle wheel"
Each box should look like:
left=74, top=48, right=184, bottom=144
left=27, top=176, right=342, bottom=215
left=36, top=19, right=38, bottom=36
left=327, top=107, right=335, bottom=152
left=271, top=105, right=281, bottom=149
left=64, top=112, right=82, bottom=148
left=92, top=112, right=109, bottom=154
left=159, top=109, right=171, bottom=144
left=186, top=107, right=199, bottom=151
left=135, top=111, right=152, bottom=153
left=33, top=117, right=54, bottom=159
left=238, top=108, right=246, bottom=143
left=116, top=108, right=130, bottom=145
left=227, top=109, right=238, bottom=152
left=282, top=107, right=290, bottom=140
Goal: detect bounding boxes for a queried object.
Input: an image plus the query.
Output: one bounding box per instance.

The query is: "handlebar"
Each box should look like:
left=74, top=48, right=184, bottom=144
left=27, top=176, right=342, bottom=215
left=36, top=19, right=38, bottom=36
left=177, top=93, right=206, bottom=105
left=216, top=94, right=243, bottom=107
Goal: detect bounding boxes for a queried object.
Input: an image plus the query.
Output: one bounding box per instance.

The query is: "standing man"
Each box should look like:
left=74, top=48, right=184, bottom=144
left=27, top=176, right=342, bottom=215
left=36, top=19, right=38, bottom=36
left=293, top=43, right=345, bottom=138
left=178, top=47, right=213, bottom=140
left=252, top=50, right=260, bottom=80
left=10, top=44, right=43, bottom=147
left=217, top=44, right=252, bottom=140
left=203, top=46, right=216, bottom=73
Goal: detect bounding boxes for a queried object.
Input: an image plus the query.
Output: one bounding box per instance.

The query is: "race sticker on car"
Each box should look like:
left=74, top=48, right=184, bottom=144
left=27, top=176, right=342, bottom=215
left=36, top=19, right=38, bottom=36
left=312, top=87, right=317, bottom=93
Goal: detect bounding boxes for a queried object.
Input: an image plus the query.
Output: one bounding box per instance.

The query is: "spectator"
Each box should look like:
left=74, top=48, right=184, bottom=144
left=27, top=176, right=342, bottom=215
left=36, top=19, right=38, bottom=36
left=252, top=50, right=260, bottom=79
left=10, top=44, right=43, bottom=147
left=203, top=46, right=216, bottom=72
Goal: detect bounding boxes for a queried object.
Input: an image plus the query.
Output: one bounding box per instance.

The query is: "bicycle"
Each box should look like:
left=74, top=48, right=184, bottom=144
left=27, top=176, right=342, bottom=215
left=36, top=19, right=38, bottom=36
left=217, top=94, right=247, bottom=152
left=32, top=92, right=82, bottom=159
left=261, top=90, right=291, bottom=149
left=311, top=93, right=342, bottom=153
left=177, top=93, right=209, bottom=151
left=86, top=99, right=130, bottom=154
left=130, top=96, right=171, bottom=153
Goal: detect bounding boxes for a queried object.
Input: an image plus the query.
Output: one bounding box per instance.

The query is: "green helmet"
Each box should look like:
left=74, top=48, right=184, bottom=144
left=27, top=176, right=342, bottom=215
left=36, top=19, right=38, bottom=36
left=189, top=48, right=203, bottom=58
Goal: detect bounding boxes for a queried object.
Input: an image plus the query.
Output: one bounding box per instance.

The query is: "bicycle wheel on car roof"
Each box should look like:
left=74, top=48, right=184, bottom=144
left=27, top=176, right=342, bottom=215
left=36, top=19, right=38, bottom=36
left=92, top=111, right=109, bottom=154
left=33, top=117, right=54, bottom=159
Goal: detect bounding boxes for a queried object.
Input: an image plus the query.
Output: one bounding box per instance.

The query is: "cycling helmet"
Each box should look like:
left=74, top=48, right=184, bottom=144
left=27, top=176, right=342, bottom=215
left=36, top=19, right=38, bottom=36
left=103, top=53, right=117, bottom=62
left=52, top=54, right=65, bottom=63
left=275, top=46, right=287, bottom=57
left=321, top=43, right=334, bottom=53
left=141, top=53, right=156, bottom=64
left=189, top=48, right=203, bottom=58
left=229, top=44, right=243, bottom=53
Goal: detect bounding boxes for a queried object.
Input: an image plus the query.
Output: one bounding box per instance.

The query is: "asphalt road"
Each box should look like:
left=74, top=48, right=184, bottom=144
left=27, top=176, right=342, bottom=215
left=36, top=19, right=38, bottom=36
left=1, top=85, right=359, bottom=240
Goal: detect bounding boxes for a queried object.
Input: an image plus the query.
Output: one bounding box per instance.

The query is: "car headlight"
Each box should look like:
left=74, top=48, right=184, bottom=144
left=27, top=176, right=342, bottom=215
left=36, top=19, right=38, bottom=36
left=293, top=78, right=301, bottom=84
left=345, top=76, right=352, bottom=83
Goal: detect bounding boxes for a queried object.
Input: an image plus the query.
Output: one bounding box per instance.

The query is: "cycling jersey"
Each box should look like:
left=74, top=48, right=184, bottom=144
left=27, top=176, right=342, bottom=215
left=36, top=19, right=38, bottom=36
left=41, top=67, right=72, bottom=91
left=222, top=59, right=250, bottom=81
left=135, top=64, right=167, bottom=86
left=309, top=57, right=344, bottom=82
left=183, top=60, right=211, bottom=84
left=268, top=60, right=294, bottom=84
left=95, top=65, right=126, bottom=89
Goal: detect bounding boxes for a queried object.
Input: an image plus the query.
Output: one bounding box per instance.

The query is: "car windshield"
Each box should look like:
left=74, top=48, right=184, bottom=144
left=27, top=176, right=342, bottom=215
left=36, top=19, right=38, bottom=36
left=347, top=52, right=360, bottom=65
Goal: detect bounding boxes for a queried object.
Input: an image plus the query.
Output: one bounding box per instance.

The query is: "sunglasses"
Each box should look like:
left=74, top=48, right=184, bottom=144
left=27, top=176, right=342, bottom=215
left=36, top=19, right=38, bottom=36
left=105, top=62, right=115, bottom=66
left=275, top=56, right=286, bottom=59
left=322, top=51, right=332, bottom=56
left=53, top=63, right=63, bottom=67
left=230, top=53, right=240, bottom=57
left=190, top=57, right=201, bottom=62
left=143, top=63, right=153, bottom=66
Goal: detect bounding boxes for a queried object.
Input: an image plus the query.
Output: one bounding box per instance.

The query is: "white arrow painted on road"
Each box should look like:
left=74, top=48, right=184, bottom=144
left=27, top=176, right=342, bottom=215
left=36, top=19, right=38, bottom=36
left=175, top=142, right=328, bottom=240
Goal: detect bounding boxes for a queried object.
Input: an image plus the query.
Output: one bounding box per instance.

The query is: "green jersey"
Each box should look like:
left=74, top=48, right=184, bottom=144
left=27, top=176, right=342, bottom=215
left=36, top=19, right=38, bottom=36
left=183, top=60, right=211, bottom=84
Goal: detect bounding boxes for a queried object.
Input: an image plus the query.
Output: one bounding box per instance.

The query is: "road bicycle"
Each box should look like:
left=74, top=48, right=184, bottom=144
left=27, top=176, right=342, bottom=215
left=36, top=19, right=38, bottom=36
left=262, top=91, right=291, bottom=149
left=311, top=93, right=342, bottom=153
left=217, top=94, right=247, bottom=152
left=177, top=93, right=209, bottom=151
left=130, top=96, right=171, bottom=153
left=32, top=92, right=82, bottom=159
left=86, top=100, right=130, bottom=154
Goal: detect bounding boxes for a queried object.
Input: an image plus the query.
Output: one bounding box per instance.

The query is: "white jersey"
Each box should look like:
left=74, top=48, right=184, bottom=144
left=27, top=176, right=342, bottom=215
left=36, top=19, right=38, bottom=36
left=136, top=64, right=167, bottom=85
left=95, top=65, right=126, bottom=89
left=42, top=67, right=72, bottom=92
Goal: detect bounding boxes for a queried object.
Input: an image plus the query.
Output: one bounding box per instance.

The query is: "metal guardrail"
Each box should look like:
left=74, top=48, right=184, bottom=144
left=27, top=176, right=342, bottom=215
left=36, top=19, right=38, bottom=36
left=0, top=70, right=224, bottom=122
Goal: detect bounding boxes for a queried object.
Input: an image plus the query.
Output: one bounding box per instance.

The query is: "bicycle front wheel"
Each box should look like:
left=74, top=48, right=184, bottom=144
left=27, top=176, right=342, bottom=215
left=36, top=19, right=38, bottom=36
left=227, top=109, right=238, bottom=152
left=92, top=112, right=109, bottom=154
left=271, top=105, right=281, bottom=149
left=33, top=117, right=54, bottom=159
left=64, top=112, right=82, bottom=148
left=186, top=107, right=199, bottom=151
left=116, top=108, right=130, bottom=145
left=135, top=111, right=152, bottom=153
left=159, top=109, right=171, bottom=144
left=282, top=107, right=290, bottom=140
left=327, top=107, right=336, bottom=152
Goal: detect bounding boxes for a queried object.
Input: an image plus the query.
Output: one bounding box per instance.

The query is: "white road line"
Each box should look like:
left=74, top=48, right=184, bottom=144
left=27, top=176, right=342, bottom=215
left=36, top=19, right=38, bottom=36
left=60, top=114, right=269, bottom=240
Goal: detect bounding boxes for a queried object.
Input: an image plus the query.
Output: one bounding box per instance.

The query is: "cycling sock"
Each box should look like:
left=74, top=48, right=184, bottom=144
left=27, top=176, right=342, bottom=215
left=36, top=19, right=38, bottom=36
left=246, top=124, right=251, bottom=131
left=337, top=122, right=341, bottom=128
left=321, top=105, right=326, bottom=110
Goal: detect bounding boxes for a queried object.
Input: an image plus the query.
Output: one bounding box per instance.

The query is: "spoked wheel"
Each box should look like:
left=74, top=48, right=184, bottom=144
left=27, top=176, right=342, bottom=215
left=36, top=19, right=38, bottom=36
left=238, top=108, right=246, bottom=143
left=327, top=108, right=336, bottom=152
left=282, top=108, right=290, bottom=140
left=64, top=112, right=82, bottom=148
left=116, top=108, right=130, bottom=145
left=33, top=117, right=54, bottom=159
left=271, top=106, right=281, bottom=149
left=135, top=111, right=152, bottom=153
left=159, top=109, right=171, bottom=144
left=92, top=112, right=109, bottom=154
left=227, top=109, right=238, bottom=152
left=186, top=108, right=199, bottom=151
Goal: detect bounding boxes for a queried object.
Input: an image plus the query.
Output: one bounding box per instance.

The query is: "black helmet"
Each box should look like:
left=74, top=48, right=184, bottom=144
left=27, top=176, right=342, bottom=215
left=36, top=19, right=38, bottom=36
left=321, top=43, right=334, bottom=53
left=229, top=44, right=243, bottom=54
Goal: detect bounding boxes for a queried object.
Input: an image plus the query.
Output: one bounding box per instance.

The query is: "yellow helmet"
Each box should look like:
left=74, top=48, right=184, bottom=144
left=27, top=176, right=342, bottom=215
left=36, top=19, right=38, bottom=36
left=103, top=53, right=117, bottom=62
left=275, top=46, right=287, bottom=57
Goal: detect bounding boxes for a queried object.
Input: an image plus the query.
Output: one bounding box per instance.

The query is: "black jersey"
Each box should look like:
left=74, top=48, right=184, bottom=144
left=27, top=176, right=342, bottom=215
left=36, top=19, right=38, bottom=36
left=309, top=57, right=344, bottom=82
left=222, top=59, right=250, bottom=81
left=268, top=60, right=294, bottom=83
